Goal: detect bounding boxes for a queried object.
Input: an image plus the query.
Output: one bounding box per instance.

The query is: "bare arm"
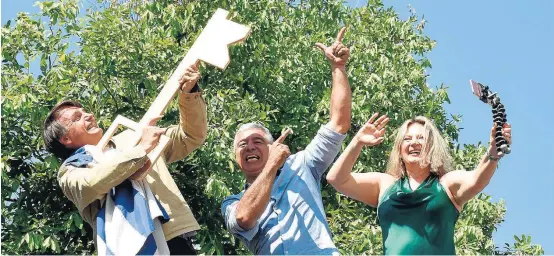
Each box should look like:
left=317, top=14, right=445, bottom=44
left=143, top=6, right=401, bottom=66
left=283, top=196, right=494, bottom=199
left=327, top=66, right=351, bottom=133
left=444, top=123, right=512, bottom=205
left=315, top=27, right=352, bottom=134
left=327, top=137, right=388, bottom=206
left=235, top=131, right=291, bottom=230
left=327, top=113, right=390, bottom=206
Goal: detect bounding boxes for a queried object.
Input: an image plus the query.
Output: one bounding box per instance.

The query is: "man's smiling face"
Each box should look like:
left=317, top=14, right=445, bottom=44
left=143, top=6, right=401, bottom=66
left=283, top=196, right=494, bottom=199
left=234, top=128, right=271, bottom=179
left=56, top=106, right=103, bottom=149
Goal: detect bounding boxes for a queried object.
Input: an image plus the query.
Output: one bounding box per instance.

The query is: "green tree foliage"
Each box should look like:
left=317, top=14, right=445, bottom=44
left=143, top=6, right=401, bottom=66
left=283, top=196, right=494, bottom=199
left=1, top=0, right=544, bottom=254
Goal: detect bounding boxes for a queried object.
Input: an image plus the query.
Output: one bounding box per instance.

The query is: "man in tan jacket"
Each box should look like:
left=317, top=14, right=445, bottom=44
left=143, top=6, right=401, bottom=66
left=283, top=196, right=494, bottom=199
left=43, top=64, right=206, bottom=254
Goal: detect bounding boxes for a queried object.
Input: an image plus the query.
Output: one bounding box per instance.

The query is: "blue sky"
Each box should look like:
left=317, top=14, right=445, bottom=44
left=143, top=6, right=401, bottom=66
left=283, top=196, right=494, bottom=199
left=3, top=0, right=553, bottom=253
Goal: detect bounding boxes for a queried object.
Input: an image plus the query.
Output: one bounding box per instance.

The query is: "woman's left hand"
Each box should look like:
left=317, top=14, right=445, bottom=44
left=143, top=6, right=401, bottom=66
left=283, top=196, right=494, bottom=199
left=355, top=113, right=389, bottom=147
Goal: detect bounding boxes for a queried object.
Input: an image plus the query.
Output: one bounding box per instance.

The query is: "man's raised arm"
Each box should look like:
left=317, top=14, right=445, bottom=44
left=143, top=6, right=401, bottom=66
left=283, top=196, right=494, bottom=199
left=163, top=64, right=208, bottom=163
left=315, top=27, right=352, bottom=134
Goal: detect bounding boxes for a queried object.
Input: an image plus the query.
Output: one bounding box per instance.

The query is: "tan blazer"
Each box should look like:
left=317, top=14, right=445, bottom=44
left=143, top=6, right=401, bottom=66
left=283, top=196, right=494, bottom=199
left=57, top=91, right=207, bottom=243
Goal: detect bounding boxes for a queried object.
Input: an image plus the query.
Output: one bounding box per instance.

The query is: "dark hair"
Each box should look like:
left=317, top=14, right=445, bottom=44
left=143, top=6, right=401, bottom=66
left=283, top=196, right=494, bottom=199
left=43, top=100, right=83, bottom=160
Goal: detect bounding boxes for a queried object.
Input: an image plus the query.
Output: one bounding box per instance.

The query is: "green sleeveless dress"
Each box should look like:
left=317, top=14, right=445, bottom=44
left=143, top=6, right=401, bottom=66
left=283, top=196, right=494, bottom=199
left=377, top=173, right=459, bottom=255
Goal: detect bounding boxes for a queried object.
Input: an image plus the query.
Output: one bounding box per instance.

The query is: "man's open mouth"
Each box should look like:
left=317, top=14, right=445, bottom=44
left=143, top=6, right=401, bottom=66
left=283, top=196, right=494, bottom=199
left=87, top=122, right=98, bottom=131
left=245, top=155, right=260, bottom=162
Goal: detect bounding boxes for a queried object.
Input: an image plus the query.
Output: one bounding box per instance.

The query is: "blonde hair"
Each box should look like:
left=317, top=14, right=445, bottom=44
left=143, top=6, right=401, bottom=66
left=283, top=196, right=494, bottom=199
left=386, top=116, right=453, bottom=178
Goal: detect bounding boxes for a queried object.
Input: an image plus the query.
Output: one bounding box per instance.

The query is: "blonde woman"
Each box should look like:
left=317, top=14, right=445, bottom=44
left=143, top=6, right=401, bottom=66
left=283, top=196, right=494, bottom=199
left=326, top=113, right=512, bottom=255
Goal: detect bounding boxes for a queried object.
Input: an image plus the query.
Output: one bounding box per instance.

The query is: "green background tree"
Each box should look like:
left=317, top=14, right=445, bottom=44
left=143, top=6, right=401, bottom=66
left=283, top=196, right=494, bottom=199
left=1, top=0, right=544, bottom=254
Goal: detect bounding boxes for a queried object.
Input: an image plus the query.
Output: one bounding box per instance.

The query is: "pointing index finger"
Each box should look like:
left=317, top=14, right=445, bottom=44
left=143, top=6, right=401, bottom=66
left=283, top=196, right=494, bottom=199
left=275, top=128, right=292, bottom=144
left=336, top=27, right=347, bottom=42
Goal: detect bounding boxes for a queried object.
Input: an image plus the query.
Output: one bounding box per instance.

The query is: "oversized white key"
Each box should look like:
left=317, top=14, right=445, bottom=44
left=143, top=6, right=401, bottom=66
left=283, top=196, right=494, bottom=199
left=95, top=9, right=251, bottom=177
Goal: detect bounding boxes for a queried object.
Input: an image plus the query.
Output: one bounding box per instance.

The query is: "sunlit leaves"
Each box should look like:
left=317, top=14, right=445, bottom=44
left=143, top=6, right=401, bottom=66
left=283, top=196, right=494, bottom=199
left=1, top=0, right=543, bottom=255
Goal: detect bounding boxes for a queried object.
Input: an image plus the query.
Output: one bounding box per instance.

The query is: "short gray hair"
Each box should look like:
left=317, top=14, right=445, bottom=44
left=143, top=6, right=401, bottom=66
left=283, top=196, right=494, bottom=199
left=234, top=122, right=274, bottom=148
